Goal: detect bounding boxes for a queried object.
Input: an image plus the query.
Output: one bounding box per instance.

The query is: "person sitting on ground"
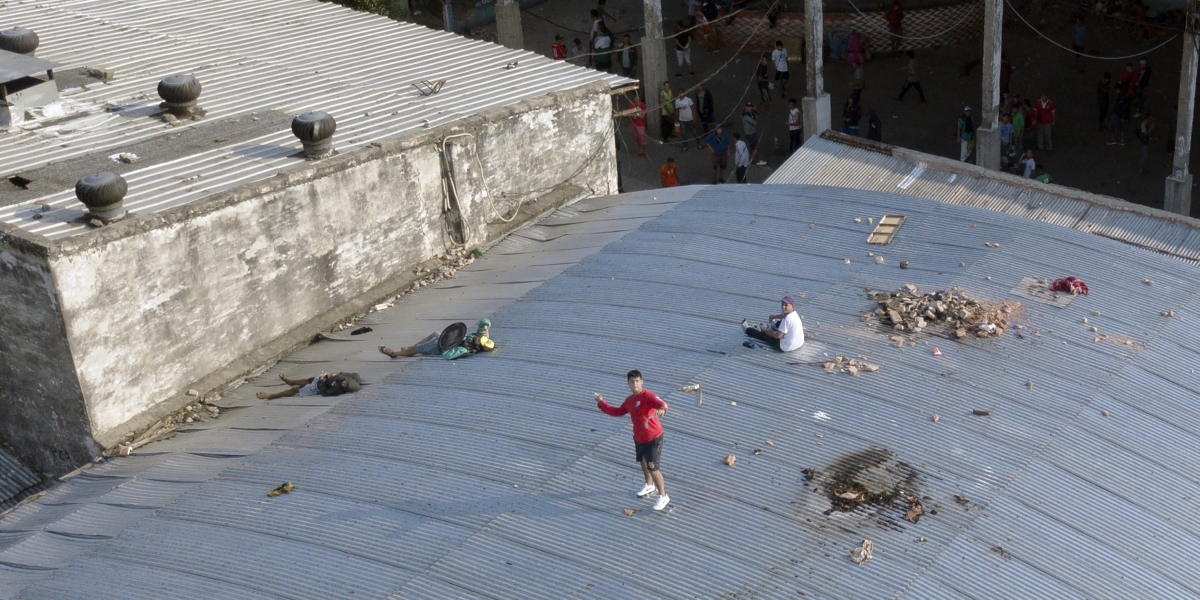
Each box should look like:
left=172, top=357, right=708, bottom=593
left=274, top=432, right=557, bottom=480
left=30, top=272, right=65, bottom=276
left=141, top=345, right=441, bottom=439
left=379, top=319, right=496, bottom=360
left=257, top=372, right=360, bottom=400
left=741, top=296, right=805, bottom=351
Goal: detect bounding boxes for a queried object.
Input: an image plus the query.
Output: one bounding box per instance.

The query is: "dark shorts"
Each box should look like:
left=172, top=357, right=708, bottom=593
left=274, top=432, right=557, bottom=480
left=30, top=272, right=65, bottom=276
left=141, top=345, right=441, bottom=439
left=758, top=83, right=771, bottom=100
left=635, top=435, right=664, bottom=470
left=775, top=70, right=790, bottom=80
left=711, top=153, right=728, bottom=168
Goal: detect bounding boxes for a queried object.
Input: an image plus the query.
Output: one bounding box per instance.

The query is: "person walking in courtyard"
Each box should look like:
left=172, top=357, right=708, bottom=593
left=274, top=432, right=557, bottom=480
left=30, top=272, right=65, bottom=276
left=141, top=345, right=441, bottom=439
left=1035, top=91, right=1055, bottom=151
left=755, top=54, right=773, bottom=112
left=733, top=132, right=750, bottom=183
left=896, top=51, right=926, bottom=103
left=1071, top=15, right=1086, bottom=73
left=675, top=91, right=698, bottom=150
left=887, top=1, right=904, bottom=58
left=660, top=81, right=676, bottom=141
left=696, top=82, right=715, bottom=135
left=787, top=98, right=802, bottom=153
left=866, top=107, right=882, bottom=141
left=1096, top=72, right=1111, bottom=132
left=850, top=57, right=866, bottom=102
left=1136, top=112, right=1154, bottom=175
left=703, top=123, right=731, bottom=183
left=629, top=92, right=649, bottom=158
left=675, top=20, right=695, bottom=77
left=1135, top=57, right=1152, bottom=117
left=595, top=370, right=671, bottom=511
left=660, top=157, right=680, bottom=187
left=617, top=34, right=638, bottom=78
left=956, top=106, right=975, bottom=162
left=843, top=95, right=862, bottom=136
left=771, top=40, right=790, bottom=99
left=742, top=102, right=766, bottom=166
left=741, top=296, right=805, bottom=351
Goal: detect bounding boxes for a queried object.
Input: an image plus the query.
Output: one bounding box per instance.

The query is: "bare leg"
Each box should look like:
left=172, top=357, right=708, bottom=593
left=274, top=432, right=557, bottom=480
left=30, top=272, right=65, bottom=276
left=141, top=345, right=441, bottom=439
left=380, top=332, right=438, bottom=358
left=257, top=386, right=302, bottom=400
left=650, top=470, right=666, bottom=496
left=279, top=374, right=313, bottom=387
left=639, top=460, right=653, bottom=486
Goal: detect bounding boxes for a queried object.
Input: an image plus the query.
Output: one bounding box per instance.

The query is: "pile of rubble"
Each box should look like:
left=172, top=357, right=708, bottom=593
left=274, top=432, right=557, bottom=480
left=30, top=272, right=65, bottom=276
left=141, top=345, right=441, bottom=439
left=821, top=355, right=881, bottom=376
left=865, top=285, right=1021, bottom=339
left=110, top=393, right=221, bottom=456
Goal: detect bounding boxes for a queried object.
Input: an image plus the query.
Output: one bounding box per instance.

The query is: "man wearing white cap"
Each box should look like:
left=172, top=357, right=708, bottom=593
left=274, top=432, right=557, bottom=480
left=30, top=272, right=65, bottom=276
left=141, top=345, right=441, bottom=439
left=741, top=296, right=805, bottom=351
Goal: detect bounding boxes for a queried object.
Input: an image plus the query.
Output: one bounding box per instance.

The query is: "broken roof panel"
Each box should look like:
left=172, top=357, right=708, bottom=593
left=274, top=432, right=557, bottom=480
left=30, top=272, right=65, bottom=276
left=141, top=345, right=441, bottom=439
left=0, top=49, right=56, bottom=85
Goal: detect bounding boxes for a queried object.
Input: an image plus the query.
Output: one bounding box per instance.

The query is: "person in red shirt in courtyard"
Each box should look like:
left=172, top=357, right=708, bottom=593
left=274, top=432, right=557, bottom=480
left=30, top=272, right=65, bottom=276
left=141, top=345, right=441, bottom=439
left=595, top=370, right=671, bottom=510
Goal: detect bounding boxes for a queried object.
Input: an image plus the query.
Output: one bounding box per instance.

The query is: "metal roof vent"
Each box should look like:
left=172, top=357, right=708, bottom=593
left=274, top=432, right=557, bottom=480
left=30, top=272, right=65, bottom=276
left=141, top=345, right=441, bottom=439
left=291, top=111, right=336, bottom=159
left=157, top=74, right=201, bottom=117
left=75, top=172, right=128, bottom=221
left=0, top=28, right=39, bottom=56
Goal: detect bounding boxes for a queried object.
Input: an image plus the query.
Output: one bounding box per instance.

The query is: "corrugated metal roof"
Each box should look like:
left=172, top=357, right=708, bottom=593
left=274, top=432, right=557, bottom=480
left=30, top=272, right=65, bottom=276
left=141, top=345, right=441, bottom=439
left=0, top=450, right=40, bottom=513
left=0, top=0, right=628, bottom=240
left=4, top=184, right=1200, bottom=598
left=771, top=136, right=1200, bottom=266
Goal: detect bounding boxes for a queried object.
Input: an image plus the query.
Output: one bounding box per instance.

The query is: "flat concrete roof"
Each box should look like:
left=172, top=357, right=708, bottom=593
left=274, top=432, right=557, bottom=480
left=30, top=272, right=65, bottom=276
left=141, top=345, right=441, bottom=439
left=0, top=0, right=628, bottom=239
left=3, top=183, right=1200, bottom=598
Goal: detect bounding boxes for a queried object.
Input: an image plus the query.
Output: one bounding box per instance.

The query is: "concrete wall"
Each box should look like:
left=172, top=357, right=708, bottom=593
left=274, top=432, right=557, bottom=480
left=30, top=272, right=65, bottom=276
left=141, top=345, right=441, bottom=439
left=1, top=82, right=616, bottom=474
left=0, top=237, right=95, bottom=475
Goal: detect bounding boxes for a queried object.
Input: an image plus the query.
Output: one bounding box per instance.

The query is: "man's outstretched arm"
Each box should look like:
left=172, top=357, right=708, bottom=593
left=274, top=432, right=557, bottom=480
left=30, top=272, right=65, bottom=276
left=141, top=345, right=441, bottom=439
left=595, top=393, right=628, bottom=416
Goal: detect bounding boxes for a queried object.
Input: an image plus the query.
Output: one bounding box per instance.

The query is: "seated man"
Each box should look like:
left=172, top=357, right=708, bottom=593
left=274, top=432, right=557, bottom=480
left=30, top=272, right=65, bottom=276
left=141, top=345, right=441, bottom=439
left=380, top=319, right=496, bottom=360
left=256, top=372, right=360, bottom=400
left=741, top=296, right=805, bottom=351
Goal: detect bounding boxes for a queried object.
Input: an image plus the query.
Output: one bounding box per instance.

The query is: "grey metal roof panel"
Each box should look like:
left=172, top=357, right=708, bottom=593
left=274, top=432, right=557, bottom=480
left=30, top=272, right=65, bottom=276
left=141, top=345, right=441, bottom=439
left=0, top=49, right=56, bottom=84
left=0, top=451, right=39, bottom=513
left=0, top=0, right=630, bottom=239
left=5, top=186, right=1200, bottom=598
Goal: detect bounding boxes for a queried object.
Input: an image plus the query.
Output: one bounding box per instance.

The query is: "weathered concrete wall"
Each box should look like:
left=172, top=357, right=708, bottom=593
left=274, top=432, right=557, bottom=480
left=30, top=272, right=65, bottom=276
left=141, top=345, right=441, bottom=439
left=0, top=236, right=96, bottom=475
left=2, top=82, right=616, bottom=472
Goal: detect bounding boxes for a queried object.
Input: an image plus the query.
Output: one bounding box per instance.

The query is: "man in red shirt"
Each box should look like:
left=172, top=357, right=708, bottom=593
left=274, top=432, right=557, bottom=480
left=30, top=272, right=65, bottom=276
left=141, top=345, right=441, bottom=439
left=1035, top=91, right=1056, bottom=151
left=595, top=370, right=671, bottom=510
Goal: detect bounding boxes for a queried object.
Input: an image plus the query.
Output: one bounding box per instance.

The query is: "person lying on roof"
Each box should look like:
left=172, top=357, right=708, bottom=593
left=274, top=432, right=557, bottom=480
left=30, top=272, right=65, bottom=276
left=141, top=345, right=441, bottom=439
left=256, top=372, right=360, bottom=400
left=379, top=319, right=496, bottom=360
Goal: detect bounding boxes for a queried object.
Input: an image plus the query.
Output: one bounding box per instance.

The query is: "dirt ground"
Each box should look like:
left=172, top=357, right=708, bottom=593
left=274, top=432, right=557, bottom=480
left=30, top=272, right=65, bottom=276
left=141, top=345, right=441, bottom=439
left=414, top=0, right=1200, bottom=216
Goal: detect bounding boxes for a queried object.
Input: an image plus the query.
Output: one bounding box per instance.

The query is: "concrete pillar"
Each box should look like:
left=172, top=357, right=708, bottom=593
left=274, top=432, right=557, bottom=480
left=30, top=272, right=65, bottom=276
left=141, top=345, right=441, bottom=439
left=1164, top=0, right=1198, bottom=215
left=496, top=0, right=524, bottom=50
left=442, top=0, right=454, bottom=32
left=642, top=0, right=668, bottom=138
left=802, top=0, right=830, bottom=140
left=975, top=0, right=1003, bottom=170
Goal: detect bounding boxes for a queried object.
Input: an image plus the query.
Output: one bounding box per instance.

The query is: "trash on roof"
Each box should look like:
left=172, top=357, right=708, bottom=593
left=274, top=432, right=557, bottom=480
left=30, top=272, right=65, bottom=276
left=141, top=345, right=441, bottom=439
left=866, top=286, right=1021, bottom=338
left=867, top=214, right=906, bottom=244
left=820, top=355, right=880, bottom=376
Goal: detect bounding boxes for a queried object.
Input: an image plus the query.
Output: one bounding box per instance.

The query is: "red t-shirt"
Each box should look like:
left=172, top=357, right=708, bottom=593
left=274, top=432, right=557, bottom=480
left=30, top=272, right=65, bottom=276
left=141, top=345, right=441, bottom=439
left=599, top=390, right=667, bottom=443
left=631, top=101, right=647, bottom=127
left=552, top=42, right=567, bottom=60
left=888, top=6, right=903, bottom=28
left=1035, top=99, right=1055, bottom=124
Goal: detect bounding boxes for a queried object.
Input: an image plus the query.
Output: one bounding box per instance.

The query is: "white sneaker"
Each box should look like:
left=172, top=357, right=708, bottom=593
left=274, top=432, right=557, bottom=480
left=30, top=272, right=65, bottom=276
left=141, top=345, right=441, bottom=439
left=636, top=483, right=656, bottom=498
left=740, top=318, right=750, bottom=329
left=756, top=160, right=768, bottom=166
left=653, top=494, right=671, bottom=511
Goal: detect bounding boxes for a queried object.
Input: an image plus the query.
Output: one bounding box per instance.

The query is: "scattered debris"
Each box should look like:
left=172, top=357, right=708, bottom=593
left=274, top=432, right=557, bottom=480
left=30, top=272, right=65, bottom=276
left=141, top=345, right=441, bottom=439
left=803, top=468, right=816, bottom=481
left=825, top=448, right=918, bottom=513
left=990, top=545, right=1011, bottom=561
left=623, top=508, right=642, bottom=517
left=900, top=260, right=910, bottom=269
left=107, top=152, right=139, bottom=164
left=959, top=262, right=966, bottom=267
left=753, top=449, right=763, bottom=455
left=917, top=537, right=927, bottom=542
left=837, top=491, right=861, bottom=500
left=931, top=346, right=941, bottom=356
left=350, top=326, right=373, bottom=335
left=820, top=355, right=881, bottom=376
left=849, top=540, right=874, bottom=565
left=874, top=255, right=885, bottom=265
left=1092, top=333, right=1144, bottom=350
left=1162, top=310, right=1175, bottom=317
left=903, top=495, right=924, bottom=523
left=984, top=242, right=1000, bottom=248
left=1102, top=410, right=1110, bottom=417
left=722, top=455, right=737, bottom=466
left=854, top=217, right=862, bottom=223
left=186, top=389, right=200, bottom=397
left=1143, top=279, right=1154, bottom=286
left=681, top=383, right=703, bottom=404
left=868, top=286, right=1020, bottom=337
left=1026, top=380, right=1034, bottom=389
left=267, top=482, right=295, bottom=497
left=953, top=494, right=970, bottom=508
left=1081, top=317, right=1088, bottom=324
left=972, top=409, right=991, bottom=416
left=765, top=439, right=775, bottom=446
left=931, top=414, right=940, bottom=422
left=844, top=258, right=851, bottom=265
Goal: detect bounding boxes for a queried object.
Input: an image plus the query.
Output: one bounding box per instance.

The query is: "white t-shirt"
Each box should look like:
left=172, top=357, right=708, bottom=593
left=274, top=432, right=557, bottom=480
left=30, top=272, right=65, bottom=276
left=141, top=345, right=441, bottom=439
left=772, top=48, right=789, bottom=72
left=675, top=96, right=695, bottom=122
left=777, top=311, right=805, bottom=351
left=788, top=107, right=801, bottom=131
left=1021, top=157, right=1035, bottom=178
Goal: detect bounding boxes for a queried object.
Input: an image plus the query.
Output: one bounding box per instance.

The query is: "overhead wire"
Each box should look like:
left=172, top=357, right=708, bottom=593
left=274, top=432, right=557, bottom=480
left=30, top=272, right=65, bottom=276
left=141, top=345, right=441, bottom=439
left=1004, top=0, right=1180, bottom=59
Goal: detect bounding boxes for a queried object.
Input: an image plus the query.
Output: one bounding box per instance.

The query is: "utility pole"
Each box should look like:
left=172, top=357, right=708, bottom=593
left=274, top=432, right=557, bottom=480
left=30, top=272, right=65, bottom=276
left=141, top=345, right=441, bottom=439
left=975, top=0, right=1003, bottom=170
left=802, top=0, right=830, bottom=142
left=1165, top=0, right=1198, bottom=215
left=642, top=0, right=668, bottom=138
left=495, top=0, right=524, bottom=50
left=442, top=0, right=454, bottom=32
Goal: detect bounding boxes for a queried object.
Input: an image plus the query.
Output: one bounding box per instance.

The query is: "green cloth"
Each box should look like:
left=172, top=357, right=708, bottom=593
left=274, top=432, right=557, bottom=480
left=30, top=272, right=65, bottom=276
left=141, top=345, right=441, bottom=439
left=1011, top=110, right=1025, bottom=142
left=441, top=333, right=497, bottom=360
left=660, top=89, right=674, bottom=116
